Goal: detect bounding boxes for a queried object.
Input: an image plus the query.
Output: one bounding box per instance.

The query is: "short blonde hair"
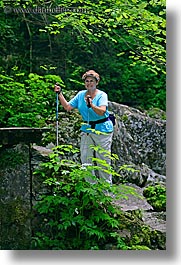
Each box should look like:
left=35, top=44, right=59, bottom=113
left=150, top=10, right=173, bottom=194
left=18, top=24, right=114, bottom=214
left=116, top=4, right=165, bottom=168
left=82, top=70, right=100, bottom=82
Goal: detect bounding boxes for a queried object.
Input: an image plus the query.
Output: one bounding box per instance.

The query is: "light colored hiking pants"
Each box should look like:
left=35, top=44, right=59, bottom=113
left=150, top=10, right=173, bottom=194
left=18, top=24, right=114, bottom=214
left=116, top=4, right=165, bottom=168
left=80, top=132, right=113, bottom=184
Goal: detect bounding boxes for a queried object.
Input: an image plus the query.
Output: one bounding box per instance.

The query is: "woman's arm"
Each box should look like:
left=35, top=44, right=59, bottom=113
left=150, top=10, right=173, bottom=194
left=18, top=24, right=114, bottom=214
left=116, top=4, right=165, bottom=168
left=54, top=84, right=73, bottom=111
left=58, top=93, right=73, bottom=111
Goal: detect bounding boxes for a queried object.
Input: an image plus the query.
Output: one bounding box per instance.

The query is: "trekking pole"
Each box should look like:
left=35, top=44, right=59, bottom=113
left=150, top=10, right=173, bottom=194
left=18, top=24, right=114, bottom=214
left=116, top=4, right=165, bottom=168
left=55, top=83, right=60, bottom=146
left=56, top=91, right=59, bottom=146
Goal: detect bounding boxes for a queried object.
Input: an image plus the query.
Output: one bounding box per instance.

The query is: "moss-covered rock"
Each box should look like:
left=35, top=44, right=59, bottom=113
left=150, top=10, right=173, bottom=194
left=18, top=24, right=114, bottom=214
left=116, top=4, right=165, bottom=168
left=117, top=210, right=166, bottom=250
left=0, top=198, right=31, bottom=250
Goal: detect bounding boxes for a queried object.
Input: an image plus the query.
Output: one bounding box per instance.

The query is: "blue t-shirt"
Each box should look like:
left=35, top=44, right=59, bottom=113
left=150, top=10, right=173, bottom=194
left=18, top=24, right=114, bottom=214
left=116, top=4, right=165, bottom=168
left=69, top=90, right=113, bottom=133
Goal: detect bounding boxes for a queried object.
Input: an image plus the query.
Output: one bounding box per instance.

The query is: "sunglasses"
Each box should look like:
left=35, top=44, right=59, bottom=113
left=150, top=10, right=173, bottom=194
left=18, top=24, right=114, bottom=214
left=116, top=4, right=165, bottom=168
left=85, top=79, right=95, bottom=83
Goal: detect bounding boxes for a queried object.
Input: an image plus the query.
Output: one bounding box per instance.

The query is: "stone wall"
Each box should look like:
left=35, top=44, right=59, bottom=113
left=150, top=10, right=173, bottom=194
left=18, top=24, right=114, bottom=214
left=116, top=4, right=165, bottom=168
left=0, top=144, right=31, bottom=249
left=0, top=127, right=48, bottom=250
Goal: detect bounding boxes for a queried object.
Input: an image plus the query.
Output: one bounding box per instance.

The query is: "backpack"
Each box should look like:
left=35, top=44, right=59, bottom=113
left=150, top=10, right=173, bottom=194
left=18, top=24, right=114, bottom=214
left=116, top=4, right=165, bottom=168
left=109, top=113, right=116, bottom=126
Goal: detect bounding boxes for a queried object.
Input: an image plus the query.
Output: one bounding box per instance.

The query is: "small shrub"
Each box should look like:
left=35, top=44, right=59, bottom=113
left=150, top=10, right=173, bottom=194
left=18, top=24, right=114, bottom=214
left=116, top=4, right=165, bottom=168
left=143, top=184, right=166, bottom=211
left=31, top=145, right=131, bottom=250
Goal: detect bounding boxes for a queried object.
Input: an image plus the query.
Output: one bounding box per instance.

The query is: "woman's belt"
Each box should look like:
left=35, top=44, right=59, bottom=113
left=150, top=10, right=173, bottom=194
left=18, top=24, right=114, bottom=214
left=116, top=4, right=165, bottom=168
left=85, top=117, right=109, bottom=129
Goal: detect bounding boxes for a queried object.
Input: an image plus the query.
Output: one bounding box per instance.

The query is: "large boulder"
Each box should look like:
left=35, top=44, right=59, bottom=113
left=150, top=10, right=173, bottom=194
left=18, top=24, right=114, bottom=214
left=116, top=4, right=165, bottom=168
left=108, top=102, right=166, bottom=186
left=49, top=102, right=166, bottom=187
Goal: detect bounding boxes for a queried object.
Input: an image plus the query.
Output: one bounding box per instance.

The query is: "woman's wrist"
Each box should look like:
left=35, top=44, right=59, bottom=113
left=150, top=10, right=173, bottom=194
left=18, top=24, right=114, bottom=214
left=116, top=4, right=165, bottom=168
left=91, top=104, right=106, bottom=116
left=91, top=104, right=99, bottom=113
left=91, top=103, right=95, bottom=109
left=58, top=92, right=63, bottom=98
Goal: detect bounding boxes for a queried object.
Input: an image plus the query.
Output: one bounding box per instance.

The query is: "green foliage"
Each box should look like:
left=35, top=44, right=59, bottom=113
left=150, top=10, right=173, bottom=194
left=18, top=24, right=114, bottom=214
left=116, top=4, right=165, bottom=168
left=0, top=0, right=166, bottom=111
left=143, top=183, right=166, bottom=211
left=0, top=72, right=64, bottom=127
left=131, top=245, right=151, bottom=250
left=31, top=144, right=134, bottom=250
